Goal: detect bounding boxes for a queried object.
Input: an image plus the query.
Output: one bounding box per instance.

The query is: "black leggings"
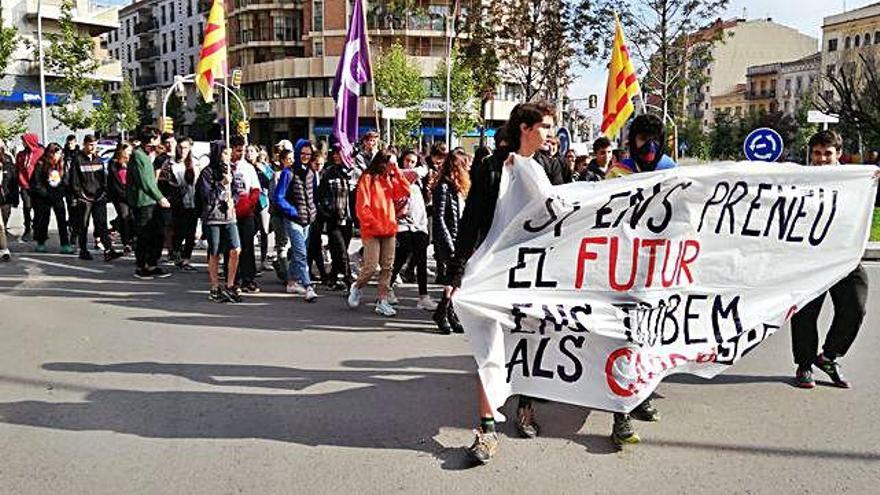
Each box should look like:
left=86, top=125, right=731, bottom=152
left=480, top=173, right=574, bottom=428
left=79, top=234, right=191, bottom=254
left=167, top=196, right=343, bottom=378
left=392, top=231, right=429, bottom=295
left=32, top=194, right=69, bottom=246
left=307, top=218, right=326, bottom=279
left=173, top=207, right=198, bottom=260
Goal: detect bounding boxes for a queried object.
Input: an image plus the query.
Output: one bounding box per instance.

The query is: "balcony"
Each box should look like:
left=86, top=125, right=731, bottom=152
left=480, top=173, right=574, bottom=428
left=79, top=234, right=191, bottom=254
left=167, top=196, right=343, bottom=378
left=25, top=0, right=119, bottom=35
left=135, top=45, right=159, bottom=60
left=137, top=75, right=158, bottom=87
left=367, top=11, right=448, bottom=34
left=134, top=18, right=158, bottom=35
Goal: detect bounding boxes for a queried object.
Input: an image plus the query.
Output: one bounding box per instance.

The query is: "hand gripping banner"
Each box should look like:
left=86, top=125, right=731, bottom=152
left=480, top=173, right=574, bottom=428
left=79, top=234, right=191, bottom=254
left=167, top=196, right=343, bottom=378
left=453, top=157, right=876, bottom=418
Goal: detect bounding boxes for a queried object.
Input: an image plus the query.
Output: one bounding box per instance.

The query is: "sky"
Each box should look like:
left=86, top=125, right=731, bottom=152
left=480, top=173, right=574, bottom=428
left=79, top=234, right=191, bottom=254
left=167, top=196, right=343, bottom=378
left=568, top=0, right=879, bottom=122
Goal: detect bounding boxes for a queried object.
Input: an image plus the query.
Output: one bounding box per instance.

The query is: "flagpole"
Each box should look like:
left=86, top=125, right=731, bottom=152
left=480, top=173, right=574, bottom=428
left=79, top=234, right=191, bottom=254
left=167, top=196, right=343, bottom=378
left=361, top=1, right=381, bottom=138
left=444, top=0, right=458, bottom=151
left=224, top=81, right=230, bottom=147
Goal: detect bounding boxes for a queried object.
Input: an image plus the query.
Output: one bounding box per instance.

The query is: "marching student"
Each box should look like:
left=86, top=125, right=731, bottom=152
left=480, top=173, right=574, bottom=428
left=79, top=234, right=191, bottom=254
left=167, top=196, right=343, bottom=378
left=317, top=144, right=354, bottom=292
left=0, top=140, right=19, bottom=261
left=791, top=130, right=872, bottom=389
left=170, top=137, right=199, bottom=271
left=29, top=143, right=73, bottom=255
left=15, top=133, right=42, bottom=242
left=128, top=127, right=173, bottom=279
left=107, top=143, right=134, bottom=254
left=233, top=142, right=263, bottom=293
left=69, top=135, right=122, bottom=262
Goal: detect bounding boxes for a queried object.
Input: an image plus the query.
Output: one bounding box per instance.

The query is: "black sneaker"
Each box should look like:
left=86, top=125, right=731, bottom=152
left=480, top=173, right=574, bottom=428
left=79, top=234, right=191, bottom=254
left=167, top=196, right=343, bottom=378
left=103, top=250, right=123, bottom=262
left=448, top=308, right=465, bottom=334
left=209, top=287, right=225, bottom=302
left=134, top=268, right=154, bottom=280
left=795, top=365, right=815, bottom=389
left=630, top=398, right=660, bottom=422
left=177, top=262, right=197, bottom=272
left=466, top=429, right=498, bottom=465
left=223, top=286, right=242, bottom=303
left=814, top=355, right=850, bottom=388
left=149, top=267, right=172, bottom=278
left=78, top=250, right=93, bottom=261
left=611, top=413, right=641, bottom=446
left=515, top=400, right=540, bottom=439
left=241, top=281, right=261, bottom=293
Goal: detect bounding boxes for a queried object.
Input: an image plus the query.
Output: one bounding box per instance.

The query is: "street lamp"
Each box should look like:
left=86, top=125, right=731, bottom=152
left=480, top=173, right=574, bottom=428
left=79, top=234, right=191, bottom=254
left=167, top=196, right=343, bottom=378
left=37, top=0, right=48, bottom=144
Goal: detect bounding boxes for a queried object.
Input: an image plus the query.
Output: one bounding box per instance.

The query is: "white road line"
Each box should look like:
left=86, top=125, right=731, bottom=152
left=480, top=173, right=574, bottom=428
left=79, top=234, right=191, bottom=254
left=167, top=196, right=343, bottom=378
left=18, top=257, right=106, bottom=274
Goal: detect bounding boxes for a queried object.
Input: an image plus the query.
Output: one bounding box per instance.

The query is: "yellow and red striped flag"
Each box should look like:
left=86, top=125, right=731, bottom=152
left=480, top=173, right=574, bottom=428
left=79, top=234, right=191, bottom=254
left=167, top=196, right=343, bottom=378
left=601, top=14, right=641, bottom=139
left=195, top=0, right=228, bottom=103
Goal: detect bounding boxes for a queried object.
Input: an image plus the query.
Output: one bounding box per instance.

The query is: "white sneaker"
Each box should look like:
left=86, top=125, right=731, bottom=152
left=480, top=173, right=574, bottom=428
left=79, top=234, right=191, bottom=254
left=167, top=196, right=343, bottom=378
left=416, top=295, right=438, bottom=311
left=386, top=288, right=399, bottom=305
left=286, top=282, right=306, bottom=295
left=304, top=286, right=318, bottom=303
left=347, top=286, right=362, bottom=308
left=375, top=299, right=397, bottom=317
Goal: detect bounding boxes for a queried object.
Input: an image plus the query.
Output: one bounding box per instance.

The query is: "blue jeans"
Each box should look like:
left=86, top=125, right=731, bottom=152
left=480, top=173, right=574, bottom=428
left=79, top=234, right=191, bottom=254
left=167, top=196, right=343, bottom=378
left=284, top=220, right=311, bottom=287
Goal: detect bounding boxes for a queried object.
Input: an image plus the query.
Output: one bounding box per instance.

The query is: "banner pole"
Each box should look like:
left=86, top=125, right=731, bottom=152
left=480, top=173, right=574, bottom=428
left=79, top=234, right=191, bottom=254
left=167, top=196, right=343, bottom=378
left=361, top=1, right=381, bottom=139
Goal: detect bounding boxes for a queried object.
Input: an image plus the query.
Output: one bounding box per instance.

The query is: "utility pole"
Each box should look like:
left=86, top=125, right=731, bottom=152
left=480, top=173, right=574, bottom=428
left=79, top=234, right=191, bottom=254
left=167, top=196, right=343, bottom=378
left=37, top=0, right=48, bottom=144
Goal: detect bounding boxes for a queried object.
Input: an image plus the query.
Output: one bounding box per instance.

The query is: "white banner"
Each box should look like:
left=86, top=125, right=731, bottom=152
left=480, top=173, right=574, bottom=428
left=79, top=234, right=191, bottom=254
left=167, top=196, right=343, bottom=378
left=453, top=158, right=876, bottom=417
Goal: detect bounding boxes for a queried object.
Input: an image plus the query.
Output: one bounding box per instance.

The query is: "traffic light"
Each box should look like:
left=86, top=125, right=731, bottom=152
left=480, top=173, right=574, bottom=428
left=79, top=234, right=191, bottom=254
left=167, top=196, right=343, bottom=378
left=237, top=120, right=250, bottom=136
left=162, top=117, right=174, bottom=133
left=588, top=94, right=598, bottom=109
left=231, top=69, right=242, bottom=89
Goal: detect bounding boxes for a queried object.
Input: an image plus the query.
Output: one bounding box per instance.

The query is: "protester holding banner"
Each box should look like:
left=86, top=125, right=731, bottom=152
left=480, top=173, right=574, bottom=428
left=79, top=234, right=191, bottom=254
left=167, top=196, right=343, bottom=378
left=791, top=130, right=870, bottom=389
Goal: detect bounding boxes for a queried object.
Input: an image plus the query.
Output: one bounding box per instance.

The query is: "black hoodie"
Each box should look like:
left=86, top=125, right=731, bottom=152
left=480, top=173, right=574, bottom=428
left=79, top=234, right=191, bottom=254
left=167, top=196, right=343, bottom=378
left=70, top=150, right=107, bottom=202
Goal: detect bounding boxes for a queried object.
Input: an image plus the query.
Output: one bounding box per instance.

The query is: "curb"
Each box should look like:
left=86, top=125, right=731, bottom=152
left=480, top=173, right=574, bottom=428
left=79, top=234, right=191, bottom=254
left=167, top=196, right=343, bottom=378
left=865, top=243, right=880, bottom=261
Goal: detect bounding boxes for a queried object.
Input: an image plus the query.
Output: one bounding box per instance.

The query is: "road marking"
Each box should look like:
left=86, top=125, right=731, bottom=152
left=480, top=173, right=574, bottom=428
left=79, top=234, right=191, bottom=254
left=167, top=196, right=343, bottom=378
left=18, top=257, right=105, bottom=274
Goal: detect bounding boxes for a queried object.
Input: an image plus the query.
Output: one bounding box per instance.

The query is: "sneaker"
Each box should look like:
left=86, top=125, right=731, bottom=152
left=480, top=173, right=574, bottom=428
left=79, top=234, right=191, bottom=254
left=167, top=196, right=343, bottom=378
left=611, top=413, right=641, bottom=446
left=448, top=308, right=465, bottom=334
left=416, top=295, right=438, bottom=311
left=515, top=400, right=540, bottom=439
left=208, top=287, right=225, bottom=302
left=59, top=244, right=75, bottom=255
left=21, top=229, right=32, bottom=242
left=35, top=243, right=48, bottom=253
left=286, top=282, right=306, bottom=295
left=630, top=398, right=660, bottom=422
left=222, top=286, right=242, bottom=303
left=241, top=281, right=261, bottom=293
left=466, top=429, right=498, bottom=465
left=304, top=286, right=318, bottom=303
left=0, top=248, right=10, bottom=262
left=347, top=286, right=362, bottom=309
left=78, top=250, right=93, bottom=261
left=260, top=260, right=273, bottom=272
left=177, top=261, right=197, bottom=272
left=375, top=299, right=397, bottom=317
left=149, top=267, right=172, bottom=279
left=134, top=268, right=154, bottom=280
left=123, top=245, right=132, bottom=255
left=103, top=250, right=123, bottom=262
left=386, top=288, right=399, bottom=306
left=814, top=354, right=850, bottom=388
left=795, top=365, right=815, bottom=389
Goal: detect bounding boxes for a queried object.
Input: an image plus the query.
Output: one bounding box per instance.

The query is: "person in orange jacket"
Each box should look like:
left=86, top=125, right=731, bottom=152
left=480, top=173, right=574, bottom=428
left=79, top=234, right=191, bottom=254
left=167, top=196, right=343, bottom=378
left=347, top=149, right=410, bottom=317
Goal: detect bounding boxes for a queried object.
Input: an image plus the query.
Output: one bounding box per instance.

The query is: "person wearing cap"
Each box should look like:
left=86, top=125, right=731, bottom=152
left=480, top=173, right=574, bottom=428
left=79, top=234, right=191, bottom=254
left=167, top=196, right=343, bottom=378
left=69, top=135, right=122, bottom=262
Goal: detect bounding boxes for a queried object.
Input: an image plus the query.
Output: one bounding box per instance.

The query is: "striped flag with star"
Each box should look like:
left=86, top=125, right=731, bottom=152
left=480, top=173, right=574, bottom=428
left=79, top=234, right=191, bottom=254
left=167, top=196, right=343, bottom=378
left=601, top=14, right=641, bottom=139
left=195, top=0, right=228, bottom=103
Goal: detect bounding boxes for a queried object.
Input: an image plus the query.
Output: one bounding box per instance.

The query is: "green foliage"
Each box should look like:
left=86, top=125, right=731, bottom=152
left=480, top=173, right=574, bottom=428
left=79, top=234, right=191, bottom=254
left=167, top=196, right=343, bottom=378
left=117, top=79, right=140, bottom=133
left=192, top=98, right=217, bottom=140
left=872, top=208, right=880, bottom=242
left=136, top=92, right=153, bottom=129
left=91, top=90, right=116, bottom=135
left=227, top=89, right=245, bottom=134
left=815, top=54, right=880, bottom=153
left=435, top=47, right=479, bottom=138
left=166, top=90, right=185, bottom=130
left=373, top=42, right=427, bottom=147
left=459, top=1, right=501, bottom=144
left=0, top=108, right=29, bottom=143
left=679, top=118, right=709, bottom=160
left=708, top=112, right=741, bottom=160
left=0, top=7, right=19, bottom=75
left=44, top=0, right=101, bottom=130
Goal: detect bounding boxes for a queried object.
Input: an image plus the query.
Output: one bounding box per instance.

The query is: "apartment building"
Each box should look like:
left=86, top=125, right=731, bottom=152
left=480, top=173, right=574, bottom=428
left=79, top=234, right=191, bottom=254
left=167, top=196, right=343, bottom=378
left=107, top=0, right=207, bottom=133
left=686, top=18, right=817, bottom=126
left=821, top=2, right=880, bottom=90
left=232, top=0, right=520, bottom=146
left=0, top=0, right=122, bottom=142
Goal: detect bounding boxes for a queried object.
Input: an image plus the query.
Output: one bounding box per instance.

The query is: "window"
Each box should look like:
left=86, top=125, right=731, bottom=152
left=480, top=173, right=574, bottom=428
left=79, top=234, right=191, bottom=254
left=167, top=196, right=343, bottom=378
left=875, top=31, right=880, bottom=44
left=188, top=26, right=194, bottom=47
left=127, top=45, right=132, bottom=62
left=161, top=5, right=166, bottom=25
left=313, top=0, right=324, bottom=31
left=188, top=0, right=193, bottom=17
left=163, top=61, right=168, bottom=82
left=170, top=4, right=175, bottom=23
left=828, top=38, right=838, bottom=51
left=127, top=19, right=131, bottom=37
left=844, top=36, right=850, bottom=49
left=784, top=78, right=791, bottom=91
left=171, top=31, right=177, bottom=51
left=313, top=40, right=324, bottom=56
left=190, top=55, right=195, bottom=73
left=865, top=33, right=872, bottom=46
left=784, top=101, right=790, bottom=112
left=855, top=34, right=860, bottom=47
left=162, top=33, right=167, bottom=53
left=275, top=15, right=295, bottom=41
left=199, top=23, right=204, bottom=43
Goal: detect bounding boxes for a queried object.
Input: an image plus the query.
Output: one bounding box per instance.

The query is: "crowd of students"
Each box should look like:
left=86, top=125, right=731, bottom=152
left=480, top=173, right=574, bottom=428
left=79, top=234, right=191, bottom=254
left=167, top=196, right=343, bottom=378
left=0, top=105, right=874, bottom=466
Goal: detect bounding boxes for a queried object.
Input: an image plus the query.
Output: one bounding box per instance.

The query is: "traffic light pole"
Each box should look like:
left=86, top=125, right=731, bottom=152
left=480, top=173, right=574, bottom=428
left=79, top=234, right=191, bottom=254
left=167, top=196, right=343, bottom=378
left=162, top=74, right=249, bottom=144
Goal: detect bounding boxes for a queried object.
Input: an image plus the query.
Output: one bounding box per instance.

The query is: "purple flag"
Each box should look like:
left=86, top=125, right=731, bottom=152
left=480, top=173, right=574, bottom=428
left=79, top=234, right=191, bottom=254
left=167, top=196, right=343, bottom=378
left=331, top=0, right=372, bottom=166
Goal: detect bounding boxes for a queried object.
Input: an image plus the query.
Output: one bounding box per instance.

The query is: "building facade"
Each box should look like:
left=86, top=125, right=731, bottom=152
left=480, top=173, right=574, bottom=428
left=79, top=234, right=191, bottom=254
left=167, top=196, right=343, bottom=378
left=821, top=2, right=880, bottom=94
left=231, top=0, right=520, bottom=147
left=775, top=53, right=820, bottom=116
left=685, top=18, right=817, bottom=126
left=0, top=0, right=121, bottom=143
left=107, top=0, right=208, bottom=134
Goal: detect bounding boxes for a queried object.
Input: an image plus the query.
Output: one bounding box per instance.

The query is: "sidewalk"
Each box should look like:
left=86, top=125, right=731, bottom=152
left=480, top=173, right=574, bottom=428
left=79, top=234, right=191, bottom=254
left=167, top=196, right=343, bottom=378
left=866, top=242, right=880, bottom=261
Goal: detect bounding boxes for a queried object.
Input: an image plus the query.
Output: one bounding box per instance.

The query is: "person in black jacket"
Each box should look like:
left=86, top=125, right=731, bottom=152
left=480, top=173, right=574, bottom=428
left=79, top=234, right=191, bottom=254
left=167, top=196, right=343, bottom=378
left=107, top=143, right=134, bottom=252
left=29, top=143, right=73, bottom=254
left=431, top=148, right=471, bottom=334
left=70, top=135, right=121, bottom=262
left=62, top=135, right=80, bottom=243
left=0, top=140, right=18, bottom=259
left=534, top=135, right=567, bottom=185
left=317, top=145, right=353, bottom=291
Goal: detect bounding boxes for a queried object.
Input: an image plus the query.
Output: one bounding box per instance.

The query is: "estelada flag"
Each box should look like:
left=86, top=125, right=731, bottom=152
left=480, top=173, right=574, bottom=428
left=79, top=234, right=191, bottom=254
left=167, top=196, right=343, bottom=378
left=195, top=0, right=228, bottom=103
left=601, top=14, right=641, bottom=139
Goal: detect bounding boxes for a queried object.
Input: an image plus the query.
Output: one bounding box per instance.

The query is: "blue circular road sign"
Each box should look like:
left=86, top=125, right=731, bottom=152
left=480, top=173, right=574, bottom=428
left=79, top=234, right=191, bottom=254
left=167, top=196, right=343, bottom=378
left=743, top=127, right=784, bottom=162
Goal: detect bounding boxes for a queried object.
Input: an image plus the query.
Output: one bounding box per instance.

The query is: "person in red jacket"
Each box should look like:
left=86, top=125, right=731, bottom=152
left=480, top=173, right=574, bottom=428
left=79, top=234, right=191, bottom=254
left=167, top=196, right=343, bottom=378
left=347, top=149, right=410, bottom=317
left=15, top=133, right=43, bottom=241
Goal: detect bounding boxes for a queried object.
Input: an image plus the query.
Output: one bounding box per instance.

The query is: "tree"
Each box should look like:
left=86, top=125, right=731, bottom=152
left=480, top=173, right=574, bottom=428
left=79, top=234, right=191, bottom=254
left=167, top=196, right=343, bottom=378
left=227, top=89, right=246, bottom=137
left=43, top=0, right=101, bottom=132
left=0, top=108, right=29, bottom=144
left=815, top=54, right=880, bottom=154
left=192, top=98, right=217, bottom=140
left=435, top=47, right=479, bottom=139
left=373, top=42, right=427, bottom=147
left=459, top=0, right=501, bottom=145
left=0, top=6, right=19, bottom=75
left=117, top=78, right=140, bottom=136
left=136, top=92, right=153, bottom=129
left=492, top=0, right=573, bottom=102
left=91, top=90, right=117, bottom=136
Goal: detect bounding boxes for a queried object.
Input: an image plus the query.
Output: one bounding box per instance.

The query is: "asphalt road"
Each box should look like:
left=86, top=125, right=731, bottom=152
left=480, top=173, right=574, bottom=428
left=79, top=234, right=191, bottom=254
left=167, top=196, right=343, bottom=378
left=1, top=211, right=878, bottom=494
